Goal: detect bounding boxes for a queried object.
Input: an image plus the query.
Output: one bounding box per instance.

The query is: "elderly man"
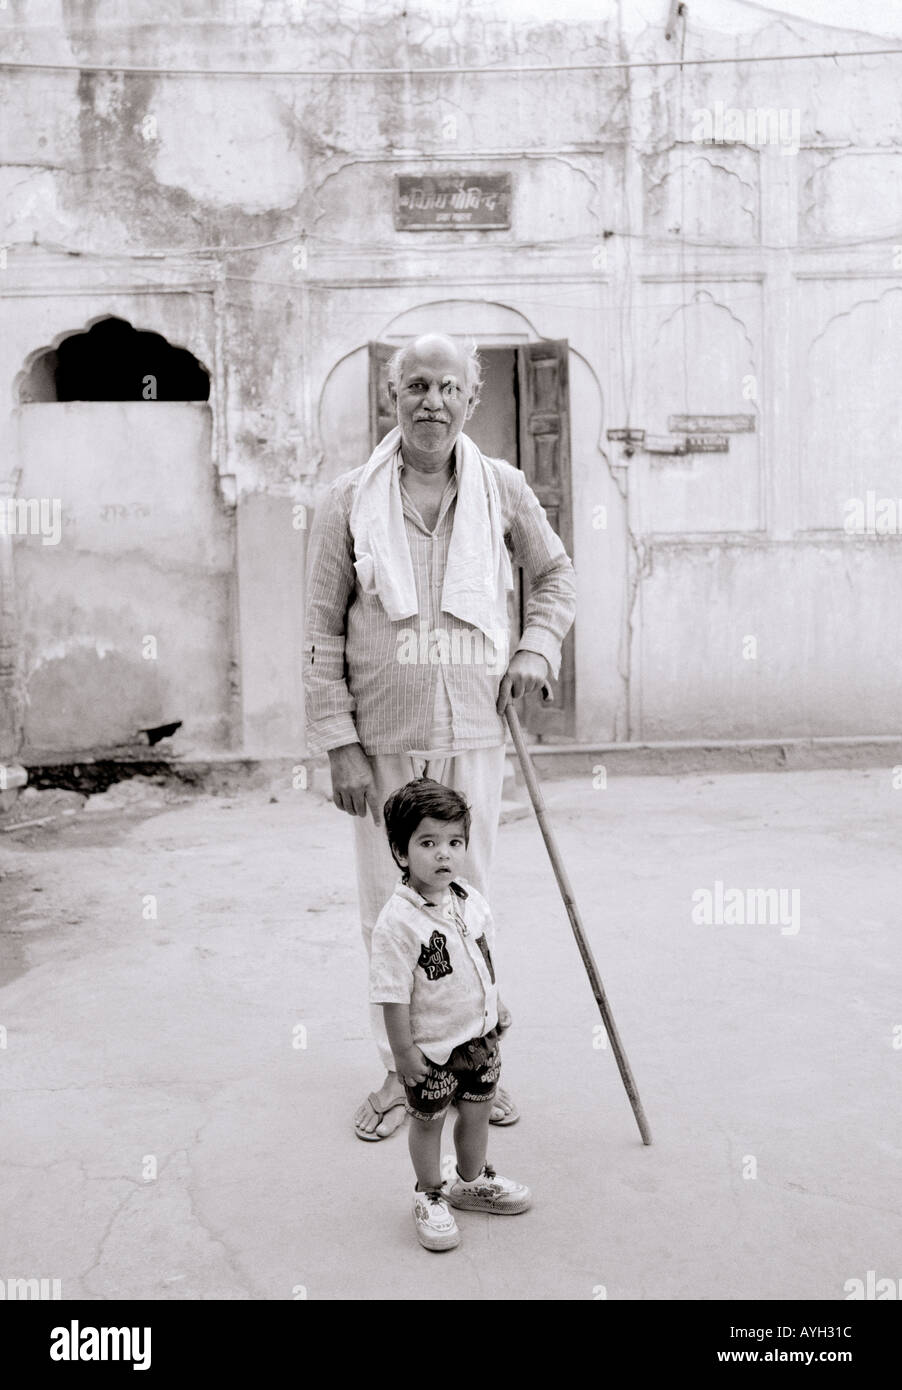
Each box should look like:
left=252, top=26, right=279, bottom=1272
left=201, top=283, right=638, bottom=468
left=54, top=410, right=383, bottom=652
left=304, top=332, right=576, bottom=1139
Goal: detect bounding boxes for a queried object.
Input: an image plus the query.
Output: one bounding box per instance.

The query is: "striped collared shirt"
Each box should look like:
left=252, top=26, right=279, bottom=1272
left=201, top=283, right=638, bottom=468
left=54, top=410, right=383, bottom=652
left=303, top=448, right=575, bottom=755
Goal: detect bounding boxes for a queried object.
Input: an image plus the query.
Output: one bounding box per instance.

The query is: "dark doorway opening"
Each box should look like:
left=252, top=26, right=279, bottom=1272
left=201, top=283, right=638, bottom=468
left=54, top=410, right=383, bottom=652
left=19, top=317, right=210, bottom=403
left=465, top=347, right=518, bottom=463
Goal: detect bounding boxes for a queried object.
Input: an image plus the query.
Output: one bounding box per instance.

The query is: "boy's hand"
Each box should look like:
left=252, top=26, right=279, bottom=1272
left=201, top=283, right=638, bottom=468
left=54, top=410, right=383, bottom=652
left=395, top=1045, right=429, bottom=1086
left=495, top=1001, right=513, bottom=1035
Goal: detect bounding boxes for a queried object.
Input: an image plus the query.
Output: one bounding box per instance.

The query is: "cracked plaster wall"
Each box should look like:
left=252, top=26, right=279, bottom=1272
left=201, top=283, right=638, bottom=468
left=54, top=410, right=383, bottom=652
left=13, top=403, right=236, bottom=757
left=2, top=0, right=901, bottom=748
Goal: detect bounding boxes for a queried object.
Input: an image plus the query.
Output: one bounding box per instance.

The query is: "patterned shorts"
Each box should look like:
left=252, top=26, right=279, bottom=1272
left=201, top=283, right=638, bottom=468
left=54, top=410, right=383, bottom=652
left=404, top=1032, right=501, bottom=1122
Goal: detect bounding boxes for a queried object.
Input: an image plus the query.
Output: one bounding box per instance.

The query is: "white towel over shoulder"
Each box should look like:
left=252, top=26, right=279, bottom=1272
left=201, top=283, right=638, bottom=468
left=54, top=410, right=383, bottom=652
left=348, top=425, right=514, bottom=648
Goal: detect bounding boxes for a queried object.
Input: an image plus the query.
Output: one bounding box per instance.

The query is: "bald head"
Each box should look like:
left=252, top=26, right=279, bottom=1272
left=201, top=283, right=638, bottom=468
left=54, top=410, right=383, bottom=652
left=386, top=334, right=483, bottom=417
left=386, top=333, right=484, bottom=472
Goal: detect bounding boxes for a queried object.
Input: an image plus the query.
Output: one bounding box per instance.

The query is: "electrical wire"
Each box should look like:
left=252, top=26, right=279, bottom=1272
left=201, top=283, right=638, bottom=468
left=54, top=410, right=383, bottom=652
left=4, top=27, right=900, bottom=309
left=5, top=218, right=902, bottom=264
left=1, top=46, right=901, bottom=77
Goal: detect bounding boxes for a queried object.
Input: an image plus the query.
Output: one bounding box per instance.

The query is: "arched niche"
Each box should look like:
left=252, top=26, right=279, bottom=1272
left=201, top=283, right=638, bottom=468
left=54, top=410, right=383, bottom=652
left=16, top=315, right=210, bottom=403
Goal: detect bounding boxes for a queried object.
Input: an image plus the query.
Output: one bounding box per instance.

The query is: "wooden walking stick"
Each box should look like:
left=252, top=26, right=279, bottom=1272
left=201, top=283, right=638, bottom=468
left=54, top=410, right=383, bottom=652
left=504, top=687, right=652, bottom=1145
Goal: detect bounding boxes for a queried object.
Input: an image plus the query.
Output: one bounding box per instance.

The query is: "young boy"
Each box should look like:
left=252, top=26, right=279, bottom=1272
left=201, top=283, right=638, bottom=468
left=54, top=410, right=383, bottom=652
left=369, top=777, right=531, bottom=1252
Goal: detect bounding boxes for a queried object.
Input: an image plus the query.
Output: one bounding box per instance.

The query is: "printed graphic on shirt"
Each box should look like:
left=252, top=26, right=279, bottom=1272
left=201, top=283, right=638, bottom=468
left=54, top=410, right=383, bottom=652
left=417, top=930, right=453, bottom=981
left=474, top=933, right=496, bottom=983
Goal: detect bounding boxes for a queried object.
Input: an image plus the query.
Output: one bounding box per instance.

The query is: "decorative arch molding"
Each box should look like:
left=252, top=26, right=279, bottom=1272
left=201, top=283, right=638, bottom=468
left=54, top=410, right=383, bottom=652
left=314, top=296, right=608, bottom=484
left=379, top=298, right=538, bottom=342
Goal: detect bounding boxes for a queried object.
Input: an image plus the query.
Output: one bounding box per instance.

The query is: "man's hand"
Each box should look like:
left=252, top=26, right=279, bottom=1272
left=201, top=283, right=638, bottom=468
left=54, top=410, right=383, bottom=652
left=495, top=1000, right=513, bottom=1035
left=394, top=1044, right=429, bottom=1086
left=328, top=742, right=382, bottom=823
left=496, top=650, right=549, bottom=714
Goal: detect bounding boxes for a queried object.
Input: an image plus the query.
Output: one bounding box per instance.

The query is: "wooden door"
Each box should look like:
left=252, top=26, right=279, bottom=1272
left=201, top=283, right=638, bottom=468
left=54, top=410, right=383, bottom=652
left=516, top=340, right=574, bottom=738
left=368, top=341, right=396, bottom=444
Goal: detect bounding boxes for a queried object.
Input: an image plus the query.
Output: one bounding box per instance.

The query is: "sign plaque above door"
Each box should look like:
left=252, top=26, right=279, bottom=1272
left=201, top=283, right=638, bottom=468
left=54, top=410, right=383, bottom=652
left=394, top=174, right=512, bottom=230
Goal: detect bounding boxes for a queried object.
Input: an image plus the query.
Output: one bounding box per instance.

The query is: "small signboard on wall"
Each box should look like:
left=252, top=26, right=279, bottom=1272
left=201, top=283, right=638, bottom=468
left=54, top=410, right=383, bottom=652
left=394, top=174, right=512, bottom=229
left=668, top=414, right=755, bottom=433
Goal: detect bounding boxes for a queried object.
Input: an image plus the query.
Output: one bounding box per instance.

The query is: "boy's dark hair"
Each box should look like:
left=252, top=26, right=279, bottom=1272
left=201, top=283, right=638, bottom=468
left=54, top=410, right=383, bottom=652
left=383, top=777, right=471, bottom=876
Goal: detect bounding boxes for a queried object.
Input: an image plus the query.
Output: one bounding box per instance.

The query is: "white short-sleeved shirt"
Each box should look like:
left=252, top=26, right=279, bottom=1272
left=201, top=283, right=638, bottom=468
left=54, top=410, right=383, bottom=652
left=369, top=877, right=499, bottom=1065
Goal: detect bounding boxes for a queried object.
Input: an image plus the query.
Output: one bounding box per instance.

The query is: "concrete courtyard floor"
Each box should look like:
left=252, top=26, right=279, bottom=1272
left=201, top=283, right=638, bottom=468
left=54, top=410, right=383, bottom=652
left=0, top=765, right=899, bottom=1301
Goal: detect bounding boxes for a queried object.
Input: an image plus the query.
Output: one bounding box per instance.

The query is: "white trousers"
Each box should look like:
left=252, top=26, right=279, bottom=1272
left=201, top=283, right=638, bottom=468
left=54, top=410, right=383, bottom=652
left=353, top=743, right=507, bottom=1072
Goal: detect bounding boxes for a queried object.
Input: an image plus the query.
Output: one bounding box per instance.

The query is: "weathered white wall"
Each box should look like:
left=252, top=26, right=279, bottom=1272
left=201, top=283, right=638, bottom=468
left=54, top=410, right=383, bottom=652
left=13, top=402, right=235, bottom=755
left=2, top=0, right=900, bottom=751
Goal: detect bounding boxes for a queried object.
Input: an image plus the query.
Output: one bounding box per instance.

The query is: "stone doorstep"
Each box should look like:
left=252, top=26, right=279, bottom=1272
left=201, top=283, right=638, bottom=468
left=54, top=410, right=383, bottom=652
left=523, top=737, right=902, bottom=779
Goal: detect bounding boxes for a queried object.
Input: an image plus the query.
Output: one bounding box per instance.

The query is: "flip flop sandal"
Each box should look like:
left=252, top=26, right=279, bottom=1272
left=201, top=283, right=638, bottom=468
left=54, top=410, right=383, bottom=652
left=489, top=1088, right=520, bottom=1126
left=354, top=1090, right=408, bottom=1142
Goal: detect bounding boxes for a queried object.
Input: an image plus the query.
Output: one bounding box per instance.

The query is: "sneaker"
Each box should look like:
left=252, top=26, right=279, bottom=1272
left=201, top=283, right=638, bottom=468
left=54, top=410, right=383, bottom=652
left=445, top=1163, right=532, bottom=1214
left=413, top=1188, right=460, bottom=1251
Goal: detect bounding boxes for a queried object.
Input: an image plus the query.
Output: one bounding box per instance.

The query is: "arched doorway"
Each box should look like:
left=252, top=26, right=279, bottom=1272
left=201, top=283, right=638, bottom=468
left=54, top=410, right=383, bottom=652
left=368, top=330, right=574, bottom=740
left=315, top=299, right=628, bottom=746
